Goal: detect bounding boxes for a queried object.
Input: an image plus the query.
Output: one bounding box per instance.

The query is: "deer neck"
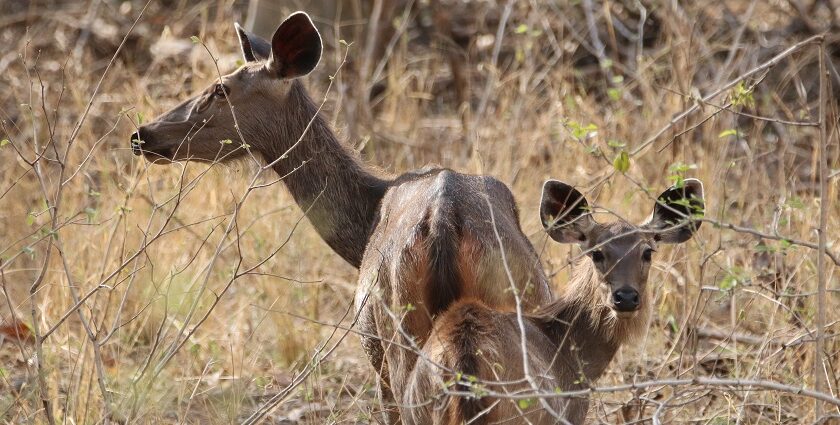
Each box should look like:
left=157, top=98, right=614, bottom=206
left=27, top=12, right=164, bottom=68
left=258, top=81, right=391, bottom=268
left=539, top=257, right=644, bottom=382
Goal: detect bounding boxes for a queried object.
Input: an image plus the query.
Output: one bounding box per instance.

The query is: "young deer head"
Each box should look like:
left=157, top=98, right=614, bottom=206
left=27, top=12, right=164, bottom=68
left=540, top=179, right=705, bottom=318
left=130, top=12, right=322, bottom=162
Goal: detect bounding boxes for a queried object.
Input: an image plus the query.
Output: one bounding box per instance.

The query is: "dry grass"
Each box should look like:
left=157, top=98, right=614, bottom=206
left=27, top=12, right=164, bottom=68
left=0, top=0, right=838, bottom=423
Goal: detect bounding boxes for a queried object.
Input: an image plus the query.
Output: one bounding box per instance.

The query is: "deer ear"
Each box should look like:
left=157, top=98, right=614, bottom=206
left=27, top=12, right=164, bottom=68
left=266, top=12, right=322, bottom=79
left=644, top=178, right=705, bottom=244
left=540, top=180, right=595, bottom=243
left=235, top=23, right=272, bottom=62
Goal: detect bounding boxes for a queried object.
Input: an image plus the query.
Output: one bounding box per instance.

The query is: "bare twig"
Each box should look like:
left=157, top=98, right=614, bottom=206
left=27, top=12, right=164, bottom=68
left=631, top=34, right=825, bottom=156
left=813, top=37, right=830, bottom=419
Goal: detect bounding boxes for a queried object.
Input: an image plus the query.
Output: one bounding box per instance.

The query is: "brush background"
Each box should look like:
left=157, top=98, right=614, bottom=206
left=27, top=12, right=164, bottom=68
left=0, top=0, right=838, bottom=423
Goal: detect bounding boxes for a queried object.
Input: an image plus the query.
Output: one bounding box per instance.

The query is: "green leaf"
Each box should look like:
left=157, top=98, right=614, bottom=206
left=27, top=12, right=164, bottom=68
left=607, top=139, right=626, bottom=149
left=514, top=24, right=529, bottom=34
left=135, top=112, right=145, bottom=125
left=0, top=139, right=9, bottom=148
left=220, top=139, right=233, bottom=145
left=786, top=197, right=804, bottom=209
left=84, top=207, right=97, bottom=221
left=719, top=267, right=746, bottom=291
left=668, top=162, right=697, bottom=174
left=190, top=35, right=201, bottom=44
left=517, top=398, right=534, bottom=409
left=254, top=375, right=268, bottom=387
left=730, top=81, right=755, bottom=108
left=718, top=128, right=739, bottom=139
left=780, top=239, right=793, bottom=251
left=613, top=151, right=630, bottom=173
left=568, top=121, right=598, bottom=140
left=666, top=315, right=679, bottom=333
left=26, top=212, right=35, bottom=226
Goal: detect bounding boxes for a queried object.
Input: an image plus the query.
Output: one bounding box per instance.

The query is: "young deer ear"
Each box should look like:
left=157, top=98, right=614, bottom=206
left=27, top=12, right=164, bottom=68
left=266, top=12, right=322, bottom=79
left=235, top=22, right=272, bottom=62
left=540, top=180, right=595, bottom=243
left=644, top=178, right=705, bottom=244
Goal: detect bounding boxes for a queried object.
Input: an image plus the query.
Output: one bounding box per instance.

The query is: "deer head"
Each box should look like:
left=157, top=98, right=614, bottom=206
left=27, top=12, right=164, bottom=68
left=540, top=179, right=705, bottom=315
left=130, top=12, right=322, bottom=163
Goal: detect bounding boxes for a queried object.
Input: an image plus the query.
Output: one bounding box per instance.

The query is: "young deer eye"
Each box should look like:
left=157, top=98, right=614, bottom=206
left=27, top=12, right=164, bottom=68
left=591, top=250, right=605, bottom=262
left=642, top=248, right=655, bottom=262
left=213, top=84, right=228, bottom=97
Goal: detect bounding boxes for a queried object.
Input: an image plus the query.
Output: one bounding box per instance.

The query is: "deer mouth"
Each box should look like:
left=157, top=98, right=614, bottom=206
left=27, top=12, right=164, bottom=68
left=130, top=131, right=175, bottom=162
left=614, top=309, right=640, bottom=318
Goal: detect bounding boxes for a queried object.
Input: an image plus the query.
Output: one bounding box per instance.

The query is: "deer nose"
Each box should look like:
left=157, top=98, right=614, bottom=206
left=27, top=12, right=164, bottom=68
left=612, top=288, right=640, bottom=312
left=130, top=130, right=143, bottom=156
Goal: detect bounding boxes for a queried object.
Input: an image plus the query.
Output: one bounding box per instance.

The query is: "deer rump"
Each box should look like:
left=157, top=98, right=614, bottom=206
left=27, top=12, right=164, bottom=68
left=355, top=168, right=551, bottom=423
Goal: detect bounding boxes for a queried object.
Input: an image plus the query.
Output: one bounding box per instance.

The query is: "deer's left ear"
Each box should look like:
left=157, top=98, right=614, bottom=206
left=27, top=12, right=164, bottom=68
left=644, top=178, right=705, bottom=244
left=539, top=180, right=596, bottom=244
left=235, top=23, right=272, bottom=62
left=266, top=12, right=322, bottom=79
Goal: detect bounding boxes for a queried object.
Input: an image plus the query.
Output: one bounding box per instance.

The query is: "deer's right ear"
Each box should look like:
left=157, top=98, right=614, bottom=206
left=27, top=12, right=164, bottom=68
left=235, top=23, right=272, bottom=62
left=644, top=178, right=705, bottom=244
left=540, top=180, right=595, bottom=243
left=266, top=12, right=322, bottom=79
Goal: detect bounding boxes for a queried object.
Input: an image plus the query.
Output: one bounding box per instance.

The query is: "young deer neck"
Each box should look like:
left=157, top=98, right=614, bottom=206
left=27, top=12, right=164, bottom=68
left=256, top=81, right=391, bottom=267
left=540, top=257, right=645, bottom=381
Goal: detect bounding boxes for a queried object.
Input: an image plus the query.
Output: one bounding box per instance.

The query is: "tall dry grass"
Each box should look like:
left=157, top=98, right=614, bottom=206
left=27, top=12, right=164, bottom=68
left=0, top=0, right=838, bottom=423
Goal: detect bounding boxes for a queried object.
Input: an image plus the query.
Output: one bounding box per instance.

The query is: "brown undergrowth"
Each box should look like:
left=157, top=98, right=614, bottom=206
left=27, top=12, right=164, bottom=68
left=0, top=1, right=838, bottom=423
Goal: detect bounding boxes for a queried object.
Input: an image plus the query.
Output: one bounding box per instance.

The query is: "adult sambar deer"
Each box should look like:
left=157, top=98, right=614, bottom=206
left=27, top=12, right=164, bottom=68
left=402, top=179, right=704, bottom=424
left=130, top=11, right=553, bottom=418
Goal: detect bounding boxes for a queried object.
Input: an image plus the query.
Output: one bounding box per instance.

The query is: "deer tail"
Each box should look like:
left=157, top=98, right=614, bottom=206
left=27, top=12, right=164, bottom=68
left=423, top=195, right=463, bottom=315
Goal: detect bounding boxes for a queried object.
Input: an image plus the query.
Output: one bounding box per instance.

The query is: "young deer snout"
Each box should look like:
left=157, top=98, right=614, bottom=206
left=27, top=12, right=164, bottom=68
left=612, top=287, right=640, bottom=312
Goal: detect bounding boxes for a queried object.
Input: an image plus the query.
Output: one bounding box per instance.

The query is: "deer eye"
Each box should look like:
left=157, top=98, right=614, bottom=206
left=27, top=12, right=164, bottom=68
left=642, top=248, right=655, bottom=262
left=213, top=84, right=228, bottom=97
left=591, top=250, right=605, bottom=262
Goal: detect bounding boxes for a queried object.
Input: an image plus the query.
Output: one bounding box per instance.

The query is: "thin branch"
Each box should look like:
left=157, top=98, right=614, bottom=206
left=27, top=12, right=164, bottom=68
left=631, top=34, right=825, bottom=156
left=698, top=217, right=840, bottom=267
left=813, top=37, right=830, bottom=418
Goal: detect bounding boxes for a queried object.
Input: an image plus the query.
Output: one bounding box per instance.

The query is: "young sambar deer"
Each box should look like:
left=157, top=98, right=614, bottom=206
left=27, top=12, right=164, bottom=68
left=130, top=11, right=554, bottom=418
left=401, top=179, right=704, bottom=424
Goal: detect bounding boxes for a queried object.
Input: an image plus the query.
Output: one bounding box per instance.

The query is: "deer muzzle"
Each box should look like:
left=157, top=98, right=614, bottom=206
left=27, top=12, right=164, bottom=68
left=612, top=287, right=640, bottom=312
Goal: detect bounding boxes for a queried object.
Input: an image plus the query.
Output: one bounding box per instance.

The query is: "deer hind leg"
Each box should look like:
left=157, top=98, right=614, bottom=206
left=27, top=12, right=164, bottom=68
left=363, top=329, right=401, bottom=424
left=357, top=300, right=400, bottom=423
left=376, top=358, right=401, bottom=424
